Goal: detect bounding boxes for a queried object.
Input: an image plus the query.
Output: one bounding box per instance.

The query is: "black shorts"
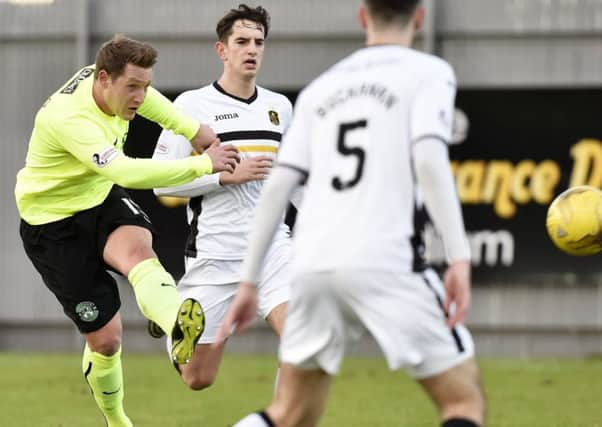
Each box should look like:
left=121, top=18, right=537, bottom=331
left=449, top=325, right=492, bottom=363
left=20, top=185, right=155, bottom=333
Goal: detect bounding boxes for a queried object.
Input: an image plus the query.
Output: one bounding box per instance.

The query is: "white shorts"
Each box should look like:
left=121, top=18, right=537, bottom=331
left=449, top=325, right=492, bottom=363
left=176, top=241, right=291, bottom=344
left=279, top=268, right=474, bottom=379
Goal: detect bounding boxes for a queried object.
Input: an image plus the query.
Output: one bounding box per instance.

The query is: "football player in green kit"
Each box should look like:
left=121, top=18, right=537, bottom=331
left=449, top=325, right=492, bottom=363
left=15, top=34, right=239, bottom=427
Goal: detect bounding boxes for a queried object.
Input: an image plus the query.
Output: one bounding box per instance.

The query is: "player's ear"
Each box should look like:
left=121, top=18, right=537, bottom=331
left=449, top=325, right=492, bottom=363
left=97, top=69, right=110, bottom=87
left=412, top=6, right=425, bottom=33
left=358, top=5, right=369, bottom=30
left=215, top=41, right=227, bottom=61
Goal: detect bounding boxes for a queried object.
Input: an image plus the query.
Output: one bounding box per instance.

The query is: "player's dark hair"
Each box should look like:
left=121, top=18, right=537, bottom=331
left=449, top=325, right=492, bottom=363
left=364, top=0, right=421, bottom=25
left=94, top=34, right=158, bottom=79
left=216, top=4, right=270, bottom=41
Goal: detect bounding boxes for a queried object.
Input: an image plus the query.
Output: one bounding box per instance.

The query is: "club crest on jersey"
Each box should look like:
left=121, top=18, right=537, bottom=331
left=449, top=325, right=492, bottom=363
left=268, top=110, right=280, bottom=125
left=92, top=147, right=118, bottom=168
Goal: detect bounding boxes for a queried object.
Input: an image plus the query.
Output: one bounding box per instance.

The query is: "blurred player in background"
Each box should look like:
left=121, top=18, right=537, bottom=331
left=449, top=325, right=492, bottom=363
left=218, top=0, right=487, bottom=426
left=15, top=35, right=239, bottom=427
left=152, top=4, right=295, bottom=392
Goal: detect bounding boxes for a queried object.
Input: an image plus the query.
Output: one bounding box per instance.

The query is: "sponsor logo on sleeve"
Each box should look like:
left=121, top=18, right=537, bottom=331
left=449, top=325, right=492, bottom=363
left=92, top=147, right=118, bottom=168
left=155, top=142, right=169, bottom=154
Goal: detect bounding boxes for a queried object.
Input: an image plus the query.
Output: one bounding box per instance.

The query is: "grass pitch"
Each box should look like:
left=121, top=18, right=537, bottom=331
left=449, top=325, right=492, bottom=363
left=1, top=352, right=601, bottom=426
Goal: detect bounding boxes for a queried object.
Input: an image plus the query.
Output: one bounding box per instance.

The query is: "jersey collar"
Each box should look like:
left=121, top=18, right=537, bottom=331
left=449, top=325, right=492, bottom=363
left=213, top=81, right=258, bottom=104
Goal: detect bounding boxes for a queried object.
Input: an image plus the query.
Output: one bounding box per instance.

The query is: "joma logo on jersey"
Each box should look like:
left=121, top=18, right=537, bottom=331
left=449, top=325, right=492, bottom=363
left=215, top=113, right=239, bottom=121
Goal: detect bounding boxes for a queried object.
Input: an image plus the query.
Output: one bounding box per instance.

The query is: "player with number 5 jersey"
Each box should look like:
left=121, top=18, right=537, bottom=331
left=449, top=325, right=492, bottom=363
left=220, top=1, right=486, bottom=427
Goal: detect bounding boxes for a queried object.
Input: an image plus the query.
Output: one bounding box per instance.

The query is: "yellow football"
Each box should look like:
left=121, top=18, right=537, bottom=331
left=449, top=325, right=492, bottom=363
left=546, top=186, right=602, bottom=256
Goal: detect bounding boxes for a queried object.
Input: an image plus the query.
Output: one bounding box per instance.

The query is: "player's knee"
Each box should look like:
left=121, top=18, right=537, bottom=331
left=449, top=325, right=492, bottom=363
left=269, top=399, right=320, bottom=427
left=181, top=370, right=216, bottom=391
left=440, top=383, right=486, bottom=424
left=90, top=337, right=122, bottom=356
left=125, top=244, right=155, bottom=266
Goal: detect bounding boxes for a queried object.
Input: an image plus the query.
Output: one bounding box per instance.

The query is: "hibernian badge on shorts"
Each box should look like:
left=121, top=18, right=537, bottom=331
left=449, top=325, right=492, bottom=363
left=268, top=110, right=280, bottom=125
left=75, top=301, right=99, bottom=322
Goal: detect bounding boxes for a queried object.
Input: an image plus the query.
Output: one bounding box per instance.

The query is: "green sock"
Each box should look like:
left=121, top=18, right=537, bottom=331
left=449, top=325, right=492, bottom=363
left=82, top=345, right=132, bottom=427
left=128, top=258, right=179, bottom=334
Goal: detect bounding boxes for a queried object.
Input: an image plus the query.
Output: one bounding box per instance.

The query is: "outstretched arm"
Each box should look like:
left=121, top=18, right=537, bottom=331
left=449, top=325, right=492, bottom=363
left=57, top=118, right=238, bottom=189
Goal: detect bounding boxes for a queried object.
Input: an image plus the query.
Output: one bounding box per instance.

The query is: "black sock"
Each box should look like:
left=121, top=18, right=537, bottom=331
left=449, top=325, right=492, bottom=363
left=258, top=411, right=275, bottom=427
left=442, top=418, right=479, bottom=427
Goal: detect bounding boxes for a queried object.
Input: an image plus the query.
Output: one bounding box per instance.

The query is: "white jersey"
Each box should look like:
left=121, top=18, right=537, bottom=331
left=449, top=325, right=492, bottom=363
left=277, top=45, right=457, bottom=275
left=153, top=82, right=293, bottom=260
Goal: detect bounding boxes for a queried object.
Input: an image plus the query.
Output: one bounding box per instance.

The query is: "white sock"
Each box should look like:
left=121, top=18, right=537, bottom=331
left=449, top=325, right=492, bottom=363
left=234, top=412, right=273, bottom=427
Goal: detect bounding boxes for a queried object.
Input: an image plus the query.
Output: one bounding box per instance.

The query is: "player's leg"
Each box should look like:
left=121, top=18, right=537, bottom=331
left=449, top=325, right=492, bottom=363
left=103, top=225, right=177, bottom=337
left=235, top=363, right=332, bottom=427
left=168, top=280, right=237, bottom=389
left=99, top=187, right=204, bottom=364
left=265, top=302, right=287, bottom=335
left=411, top=269, right=485, bottom=426
left=337, top=268, right=485, bottom=426
left=417, top=357, right=485, bottom=427
left=82, top=312, right=133, bottom=427
left=387, top=268, right=484, bottom=426
left=257, top=241, right=291, bottom=392
left=258, top=241, right=291, bottom=337
left=178, top=342, right=225, bottom=390
left=263, top=302, right=287, bottom=395
left=235, top=270, right=343, bottom=427
left=20, top=214, right=132, bottom=427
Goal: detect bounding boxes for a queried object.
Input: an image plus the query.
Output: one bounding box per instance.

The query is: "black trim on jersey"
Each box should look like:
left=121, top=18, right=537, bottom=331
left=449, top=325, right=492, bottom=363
left=184, top=196, right=204, bottom=258
left=408, top=141, right=428, bottom=273
left=213, top=81, right=258, bottom=104
left=258, top=411, right=276, bottom=427
left=410, top=203, right=428, bottom=273
left=411, top=134, right=449, bottom=146
left=278, top=163, right=309, bottom=184
left=217, top=130, right=282, bottom=143
left=83, top=361, right=92, bottom=381
left=422, top=274, right=465, bottom=353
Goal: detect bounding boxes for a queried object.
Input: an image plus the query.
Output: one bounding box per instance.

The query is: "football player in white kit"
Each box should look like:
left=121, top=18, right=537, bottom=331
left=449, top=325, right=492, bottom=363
left=151, top=5, right=294, bottom=390
left=218, top=1, right=486, bottom=426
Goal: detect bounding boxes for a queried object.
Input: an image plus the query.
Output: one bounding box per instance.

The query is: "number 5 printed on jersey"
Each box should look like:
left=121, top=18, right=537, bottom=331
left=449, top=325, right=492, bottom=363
left=332, top=119, right=368, bottom=191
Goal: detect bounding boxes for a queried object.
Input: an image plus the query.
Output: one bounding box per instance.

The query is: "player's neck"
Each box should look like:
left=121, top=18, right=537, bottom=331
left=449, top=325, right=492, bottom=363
left=217, top=74, right=257, bottom=100
left=92, top=80, right=114, bottom=116
left=366, top=27, right=414, bottom=48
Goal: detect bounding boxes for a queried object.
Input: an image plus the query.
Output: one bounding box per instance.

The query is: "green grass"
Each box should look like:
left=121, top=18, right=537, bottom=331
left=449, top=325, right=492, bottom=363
left=1, top=352, right=601, bottom=426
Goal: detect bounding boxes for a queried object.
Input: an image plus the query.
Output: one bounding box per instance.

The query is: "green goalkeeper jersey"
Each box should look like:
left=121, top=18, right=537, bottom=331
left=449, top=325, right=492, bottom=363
left=15, top=66, right=213, bottom=225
